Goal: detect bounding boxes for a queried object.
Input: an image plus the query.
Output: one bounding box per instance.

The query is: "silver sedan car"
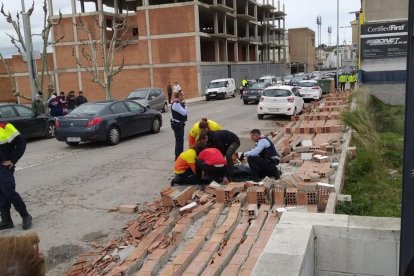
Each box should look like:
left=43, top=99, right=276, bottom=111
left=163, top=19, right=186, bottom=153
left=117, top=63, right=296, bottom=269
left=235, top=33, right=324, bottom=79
left=126, top=88, right=168, bottom=112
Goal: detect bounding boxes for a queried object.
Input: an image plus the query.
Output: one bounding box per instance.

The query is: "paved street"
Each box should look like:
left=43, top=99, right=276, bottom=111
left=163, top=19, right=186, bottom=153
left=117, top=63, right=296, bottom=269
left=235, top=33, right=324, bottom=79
left=2, top=96, right=289, bottom=274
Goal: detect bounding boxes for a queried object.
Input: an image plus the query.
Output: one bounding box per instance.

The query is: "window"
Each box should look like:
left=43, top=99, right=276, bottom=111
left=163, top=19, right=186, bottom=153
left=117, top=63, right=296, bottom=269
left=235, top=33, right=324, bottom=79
left=110, top=102, right=129, bottom=114
left=15, top=105, right=34, bottom=117
left=262, top=89, right=292, bottom=97
left=148, top=90, right=157, bottom=99
left=125, top=101, right=144, bottom=112
left=0, top=106, right=17, bottom=118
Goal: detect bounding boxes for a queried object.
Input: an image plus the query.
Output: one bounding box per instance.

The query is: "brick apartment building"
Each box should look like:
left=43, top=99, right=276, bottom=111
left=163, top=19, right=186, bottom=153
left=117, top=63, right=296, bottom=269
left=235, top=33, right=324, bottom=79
left=0, top=0, right=289, bottom=102
left=288, top=27, right=316, bottom=74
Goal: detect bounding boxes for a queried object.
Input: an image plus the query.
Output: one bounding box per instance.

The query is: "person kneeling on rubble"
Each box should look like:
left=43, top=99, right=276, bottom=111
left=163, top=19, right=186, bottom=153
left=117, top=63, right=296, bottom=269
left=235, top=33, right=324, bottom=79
left=239, top=129, right=281, bottom=182
left=171, top=142, right=204, bottom=186
left=195, top=144, right=228, bottom=185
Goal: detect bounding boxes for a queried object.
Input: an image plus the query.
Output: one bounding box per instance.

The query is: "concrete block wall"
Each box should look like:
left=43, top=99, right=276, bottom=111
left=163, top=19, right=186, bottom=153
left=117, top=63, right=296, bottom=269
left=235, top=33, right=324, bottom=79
left=253, top=212, right=401, bottom=276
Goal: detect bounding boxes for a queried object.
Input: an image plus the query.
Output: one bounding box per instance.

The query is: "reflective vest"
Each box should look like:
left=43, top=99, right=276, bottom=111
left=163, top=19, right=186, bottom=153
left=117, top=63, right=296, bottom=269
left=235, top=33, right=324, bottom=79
left=349, top=74, right=357, bottom=83
left=0, top=122, right=20, bottom=145
left=339, top=75, right=347, bottom=83
left=242, top=79, right=248, bottom=87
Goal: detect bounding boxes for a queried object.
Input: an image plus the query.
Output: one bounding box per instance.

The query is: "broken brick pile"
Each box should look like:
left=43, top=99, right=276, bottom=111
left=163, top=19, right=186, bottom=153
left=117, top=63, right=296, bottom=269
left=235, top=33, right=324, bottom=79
left=66, top=92, right=350, bottom=275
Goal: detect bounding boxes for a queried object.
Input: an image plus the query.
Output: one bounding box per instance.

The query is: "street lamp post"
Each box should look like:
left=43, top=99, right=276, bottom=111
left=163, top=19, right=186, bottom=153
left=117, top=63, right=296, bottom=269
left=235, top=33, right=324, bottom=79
left=21, top=0, right=37, bottom=100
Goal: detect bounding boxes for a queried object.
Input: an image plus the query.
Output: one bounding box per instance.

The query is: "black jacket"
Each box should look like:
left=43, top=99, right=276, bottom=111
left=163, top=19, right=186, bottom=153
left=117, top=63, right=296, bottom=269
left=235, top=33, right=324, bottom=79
left=207, top=130, right=240, bottom=155
left=0, top=133, right=26, bottom=165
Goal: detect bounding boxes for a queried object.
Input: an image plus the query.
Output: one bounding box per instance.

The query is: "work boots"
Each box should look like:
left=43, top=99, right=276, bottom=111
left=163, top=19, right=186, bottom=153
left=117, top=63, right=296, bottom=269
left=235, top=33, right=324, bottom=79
left=0, top=211, right=14, bottom=230
left=21, top=214, right=32, bottom=230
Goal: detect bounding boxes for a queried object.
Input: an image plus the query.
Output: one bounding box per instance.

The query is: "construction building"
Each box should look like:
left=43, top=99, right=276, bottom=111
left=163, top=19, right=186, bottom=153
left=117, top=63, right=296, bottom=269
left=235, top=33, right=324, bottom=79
left=288, top=27, right=316, bottom=74
left=16, top=0, right=289, bottom=101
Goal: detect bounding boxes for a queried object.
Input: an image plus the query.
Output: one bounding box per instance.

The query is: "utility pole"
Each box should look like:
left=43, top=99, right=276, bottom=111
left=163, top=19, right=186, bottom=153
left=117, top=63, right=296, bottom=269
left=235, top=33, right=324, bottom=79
left=400, top=0, right=414, bottom=274
left=336, top=0, right=340, bottom=88
left=21, top=0, right=37, bottom=100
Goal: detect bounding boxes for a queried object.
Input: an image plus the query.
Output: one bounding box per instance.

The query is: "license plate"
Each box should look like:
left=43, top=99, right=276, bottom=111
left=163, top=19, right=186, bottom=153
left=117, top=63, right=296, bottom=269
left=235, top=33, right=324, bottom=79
left=67, top=137, right=81, bottom=142
left=269, top=108, right=280, bottom=112
left=249, top=96, right=257, bottom=99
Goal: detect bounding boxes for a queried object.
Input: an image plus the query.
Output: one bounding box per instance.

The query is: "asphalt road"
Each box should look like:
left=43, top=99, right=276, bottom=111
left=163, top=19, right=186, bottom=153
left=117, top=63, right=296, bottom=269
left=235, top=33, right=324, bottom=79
left=2, top=96, right=289, bottom=274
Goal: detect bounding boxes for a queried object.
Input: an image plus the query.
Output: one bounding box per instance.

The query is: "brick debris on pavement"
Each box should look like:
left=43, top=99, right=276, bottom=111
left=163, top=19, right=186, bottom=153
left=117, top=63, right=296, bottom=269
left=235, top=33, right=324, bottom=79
left=66, top=92, right=352, bottom=275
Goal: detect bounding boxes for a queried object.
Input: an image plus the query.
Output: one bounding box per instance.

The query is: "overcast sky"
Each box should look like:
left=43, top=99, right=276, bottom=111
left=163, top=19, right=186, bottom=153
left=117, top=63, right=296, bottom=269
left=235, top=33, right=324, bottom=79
left=0, top=0, right=360, bottom=56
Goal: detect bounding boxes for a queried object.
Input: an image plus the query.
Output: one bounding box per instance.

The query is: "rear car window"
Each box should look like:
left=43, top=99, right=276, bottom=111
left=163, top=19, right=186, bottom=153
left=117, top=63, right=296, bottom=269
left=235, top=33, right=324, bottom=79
left=262, top=89, right=292, bottom=97
left=0, top=106, right=17, bottom=118
left=71, top=104, right=106, bottom=115
left=250, top=83, right=267, bottom=89
left=299, top=81, right=318, bottom=87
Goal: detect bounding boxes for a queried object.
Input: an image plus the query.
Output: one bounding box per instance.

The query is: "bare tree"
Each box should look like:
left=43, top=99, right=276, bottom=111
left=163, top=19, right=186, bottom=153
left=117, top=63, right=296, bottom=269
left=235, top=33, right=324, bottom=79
left=72, top=14, right=130, bottom=100
left=0, top=0, right=62, bottom=100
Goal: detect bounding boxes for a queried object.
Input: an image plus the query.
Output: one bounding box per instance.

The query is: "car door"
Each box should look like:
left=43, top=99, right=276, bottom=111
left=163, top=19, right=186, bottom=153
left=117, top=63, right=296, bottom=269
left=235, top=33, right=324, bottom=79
left=147, top=89, right=159, bottom=110
left=14, top=105, right=45, bottom=138
left=0, top=105, right=30, bottom=138
left=109, top=101, right=135, bottom=137
left=125, top=101, right=153, bottom=133
left=292, top=87, right=304, bottom=112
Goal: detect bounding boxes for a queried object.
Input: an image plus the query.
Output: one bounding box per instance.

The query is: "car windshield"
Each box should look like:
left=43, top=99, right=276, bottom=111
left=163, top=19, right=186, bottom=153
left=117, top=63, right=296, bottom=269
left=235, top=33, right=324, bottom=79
left=284, top=75, right=293, bottom=79
left=263, top=89, right=292, bottom=97
left=127, top=90, right=149, bottom=100
left=250, top=83, right=267, bottom=89
left=258, top=78, right=272, bottom=83
left=298, top=81, right=318, bottom=87
left=70, top=104, right=106, bottom=115
left=208, top=81, right=227, bottom=88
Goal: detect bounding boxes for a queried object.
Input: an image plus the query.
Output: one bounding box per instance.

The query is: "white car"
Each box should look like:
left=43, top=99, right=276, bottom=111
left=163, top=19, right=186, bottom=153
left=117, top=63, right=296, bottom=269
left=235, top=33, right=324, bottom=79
left=205, top=78, right=236, bottom=100
left=257, top=85, right=304, bottom=119
left=297, top=80, right=322, bottom=100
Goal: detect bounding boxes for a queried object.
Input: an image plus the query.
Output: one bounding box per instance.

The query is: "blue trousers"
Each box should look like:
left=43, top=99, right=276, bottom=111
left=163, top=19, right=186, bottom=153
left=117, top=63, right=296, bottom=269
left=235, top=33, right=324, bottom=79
left=171, top=121, right=185, bottom=160
left=0, top=166, right=28, bottom=217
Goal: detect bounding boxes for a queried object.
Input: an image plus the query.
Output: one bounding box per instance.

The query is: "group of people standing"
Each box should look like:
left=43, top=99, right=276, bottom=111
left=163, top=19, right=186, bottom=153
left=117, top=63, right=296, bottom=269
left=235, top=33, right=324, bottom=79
left=170, top=90, right=281, bottom=186
left=31, top=90, right=88, bottom=117
left=338, top=71, right=358, bottom=92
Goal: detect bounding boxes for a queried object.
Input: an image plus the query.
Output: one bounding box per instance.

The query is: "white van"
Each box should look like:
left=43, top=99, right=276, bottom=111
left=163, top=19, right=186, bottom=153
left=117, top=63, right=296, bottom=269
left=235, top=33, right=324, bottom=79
left=258, top=75, right=277, bottom=86
left=205, top=78, right=236, bottom=101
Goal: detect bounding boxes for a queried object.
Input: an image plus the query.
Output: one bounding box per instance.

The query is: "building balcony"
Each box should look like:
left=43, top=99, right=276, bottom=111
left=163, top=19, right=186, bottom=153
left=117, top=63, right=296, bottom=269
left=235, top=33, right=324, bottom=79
left=210, top=4, right=234, bottom=13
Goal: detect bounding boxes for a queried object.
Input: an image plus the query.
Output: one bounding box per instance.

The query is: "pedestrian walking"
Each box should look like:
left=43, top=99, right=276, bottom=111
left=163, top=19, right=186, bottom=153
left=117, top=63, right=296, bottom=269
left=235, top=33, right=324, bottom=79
left=348, top=71, right=357, bottom=91
left=199, top=129, right=240, bottom=177
left=188, top=118, right=222, bottom=148
left=172, top=82, right=182, bottom=95
left=239, top=129, right=281, bottom=182
left=167, top=82, right=173, bottom=104
left=339, top=73, right=347, bottom=92
left=0, top=122, right=32, bottom=230
left=75, top=91, right=88, bottom=106
left=171, top=91, right=188, bottom=160
left=31, top=94, right=45, bottom=116
left=66, top=91, right=76, bottom=113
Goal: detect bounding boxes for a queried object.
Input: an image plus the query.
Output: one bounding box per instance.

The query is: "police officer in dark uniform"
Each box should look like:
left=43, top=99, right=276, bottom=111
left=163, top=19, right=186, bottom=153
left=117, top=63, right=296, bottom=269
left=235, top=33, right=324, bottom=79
left=239, top=129, right=280, bottom=182
left=0, top=121, right=32, bottom=230
left=171, top=90, right=188, bottom=160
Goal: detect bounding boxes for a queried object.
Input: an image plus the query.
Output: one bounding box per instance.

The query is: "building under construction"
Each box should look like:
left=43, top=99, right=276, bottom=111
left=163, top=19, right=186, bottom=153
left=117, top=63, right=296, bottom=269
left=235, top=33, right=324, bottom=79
left=0, top=0, right=288, bottom=101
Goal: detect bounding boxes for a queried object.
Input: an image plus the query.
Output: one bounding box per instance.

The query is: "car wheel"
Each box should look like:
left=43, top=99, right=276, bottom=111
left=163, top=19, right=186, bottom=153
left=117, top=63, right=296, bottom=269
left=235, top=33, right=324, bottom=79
left=66, top=141, right=79, bottom=146
left=258, top=114, right=264, bottom=120
left=243, top=100, right=248, bottom=105
left=292, top=107, right=297, bottom=116
left=232, top=91, right=236, bottom=98
left=151, top=117, right=161, bottom=134
left=44, top=122, right=55, bottom=138
left=221, top=93, right=226, bottom=100
left=106, top=126, right=120, bottom=146
left=301, top=104, right=305, bottom=114
left=161, top=102, right=168, bottom=113
left=206, top=96, right=210, bottom=101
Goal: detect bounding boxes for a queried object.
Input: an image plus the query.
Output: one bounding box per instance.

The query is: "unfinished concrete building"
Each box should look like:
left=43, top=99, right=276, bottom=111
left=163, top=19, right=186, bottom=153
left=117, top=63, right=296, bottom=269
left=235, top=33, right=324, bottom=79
left=46, top=0, right=288, bottom=100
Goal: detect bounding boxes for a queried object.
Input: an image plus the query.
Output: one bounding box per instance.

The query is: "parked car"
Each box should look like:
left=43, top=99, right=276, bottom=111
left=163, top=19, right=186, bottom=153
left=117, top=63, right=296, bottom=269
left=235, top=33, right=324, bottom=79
left=242, top=82, right=268, bottom=104
left=126, top=88, right=168, bottom=112
left=297, top=80, right=322, bottom=101
left=258, top=75, right=277, bottom=86
left=0, top=103, right=55, bottom=139
left=257, top=85, right=304, bottom=119
left=55, top=100, right=162, bottom=146
left=205, top=78, right=236, bottom=100
left=282, top=75, right=293, bottom=84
